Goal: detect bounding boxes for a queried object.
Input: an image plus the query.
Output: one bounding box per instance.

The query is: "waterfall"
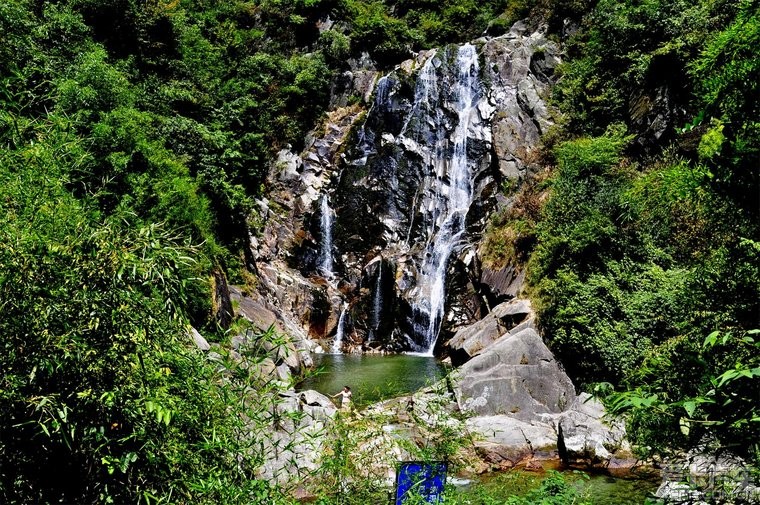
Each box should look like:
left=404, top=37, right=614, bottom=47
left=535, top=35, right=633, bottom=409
left=318, top=193, right=334, bottom=277
left=408, top=44, right=480, bottom=355
left=332, top=303, right=348, bottom=353
left=400, top=54, right=439, bottom=138
left=355, top=75, right=392, bottom=165
left=374, top=75, right=393, bottom=107
left=370, top=265, right=383, bottom=341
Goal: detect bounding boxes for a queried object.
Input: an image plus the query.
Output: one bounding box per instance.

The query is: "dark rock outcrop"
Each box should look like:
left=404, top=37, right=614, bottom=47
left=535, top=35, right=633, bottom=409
left=250, top=22, right=560, bottom=354
left=480, top=263, right=526, bottom=302
left=211, top=267, right=233, bottom=329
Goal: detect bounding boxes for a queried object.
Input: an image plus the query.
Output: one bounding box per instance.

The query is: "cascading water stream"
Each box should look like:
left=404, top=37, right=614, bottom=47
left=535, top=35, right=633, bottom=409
left=332, top=303, right=348, bottom=353
left=318, top=193, right=334, bottom=277
left=400, top=55, right=439, bottom=139
left=407, top=44, right=480, bottom=355
left=370, top=265, right=383, bottom=341
left=355, top=75, right=392, bottom=165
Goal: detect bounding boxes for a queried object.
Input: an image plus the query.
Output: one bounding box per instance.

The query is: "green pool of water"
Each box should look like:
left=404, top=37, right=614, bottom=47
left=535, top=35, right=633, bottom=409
left=454, top=468, right=660, bottom=504
left=298, top=354, right=661, bottom=503
left=580, top=472, right=659, bottom=504
left=297, top=353, right=447, bottom=404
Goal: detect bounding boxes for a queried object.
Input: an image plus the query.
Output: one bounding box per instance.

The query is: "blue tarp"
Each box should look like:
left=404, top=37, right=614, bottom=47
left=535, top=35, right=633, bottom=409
left=394, top=461, right=447, bottom=504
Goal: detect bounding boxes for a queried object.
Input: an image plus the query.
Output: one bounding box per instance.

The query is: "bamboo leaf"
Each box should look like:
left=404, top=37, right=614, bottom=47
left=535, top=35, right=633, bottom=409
left=683, top=401, right=697, bottom=417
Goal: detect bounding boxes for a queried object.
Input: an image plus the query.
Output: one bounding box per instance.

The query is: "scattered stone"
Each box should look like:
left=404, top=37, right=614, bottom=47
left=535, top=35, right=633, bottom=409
left=188, top=326, right=210, bottom=351
left=657, top=450, right=760, bottom=504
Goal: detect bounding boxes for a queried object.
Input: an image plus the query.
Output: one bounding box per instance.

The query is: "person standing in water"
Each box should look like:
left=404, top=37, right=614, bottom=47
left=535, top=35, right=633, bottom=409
left=332, top=386, right=352, bottom=411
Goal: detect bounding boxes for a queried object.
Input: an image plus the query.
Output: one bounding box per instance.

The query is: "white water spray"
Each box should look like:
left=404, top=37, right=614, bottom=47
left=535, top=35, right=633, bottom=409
left=318, top=193, right=334, bottom=277
left=371, top=265, right=383, bottom=341
left=408, top=44, right=480, bottom=355
left=332, top=303, right=348, bottom=354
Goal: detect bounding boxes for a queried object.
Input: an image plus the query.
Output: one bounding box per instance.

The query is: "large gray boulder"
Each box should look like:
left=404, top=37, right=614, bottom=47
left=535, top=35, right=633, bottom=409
left=557, top=393, right=630, bottom=466
left=467, top=415, right=558, bottom=468
left=447, top=299, right=639, bottom=471
left=454, top=327, right=576, bottom=421
left=258, top=389, right=338, bottom=483
left=446, top=299, right=532, bottom=363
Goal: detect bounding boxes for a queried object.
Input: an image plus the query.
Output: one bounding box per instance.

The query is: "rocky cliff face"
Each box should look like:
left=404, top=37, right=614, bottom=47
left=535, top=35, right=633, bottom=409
left=239, top=22, right=642, bottom=479
left=251, top=21, right=559, bottom=355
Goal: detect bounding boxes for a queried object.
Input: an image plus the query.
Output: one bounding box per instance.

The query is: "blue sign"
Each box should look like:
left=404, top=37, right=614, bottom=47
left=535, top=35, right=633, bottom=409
left=395, top=461, right=447, bottom=504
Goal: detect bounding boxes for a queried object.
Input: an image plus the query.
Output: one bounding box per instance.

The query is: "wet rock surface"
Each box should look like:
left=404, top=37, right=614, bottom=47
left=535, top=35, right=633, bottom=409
left=229, top=20, right=641, bottom=480
left=251, top=23, right=560, bottom=354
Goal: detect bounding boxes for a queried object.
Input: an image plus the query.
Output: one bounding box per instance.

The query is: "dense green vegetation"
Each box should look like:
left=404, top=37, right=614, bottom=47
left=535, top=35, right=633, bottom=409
left=512, top=0, right=759, bottom=465
left=1, top=0, right=758, bottom=501
left=0, top=126, right=291, bottom=501
left=0, top=1, right=545, bottom=501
